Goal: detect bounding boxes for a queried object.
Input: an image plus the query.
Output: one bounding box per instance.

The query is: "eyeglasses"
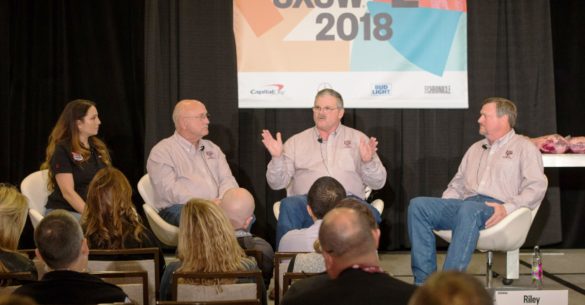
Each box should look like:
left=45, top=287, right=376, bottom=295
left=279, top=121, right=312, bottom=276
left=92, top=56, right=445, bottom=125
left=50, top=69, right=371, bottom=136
left=312, top=106, right=338, bottom=113
left=183, top=113, right=211, bottom=120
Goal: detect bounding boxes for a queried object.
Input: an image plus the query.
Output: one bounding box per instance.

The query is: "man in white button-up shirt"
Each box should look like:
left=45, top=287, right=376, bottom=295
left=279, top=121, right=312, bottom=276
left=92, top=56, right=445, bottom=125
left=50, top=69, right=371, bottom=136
left=407, top=97, right=548, bottom=285
left=262, top=89, right=387, bottom=246
left=147, top=99, right=238, bottom=225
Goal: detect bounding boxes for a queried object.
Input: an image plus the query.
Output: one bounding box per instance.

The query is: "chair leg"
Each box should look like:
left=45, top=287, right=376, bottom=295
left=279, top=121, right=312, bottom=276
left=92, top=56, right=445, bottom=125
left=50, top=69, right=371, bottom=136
left=486, top=251, right=493, bottom=288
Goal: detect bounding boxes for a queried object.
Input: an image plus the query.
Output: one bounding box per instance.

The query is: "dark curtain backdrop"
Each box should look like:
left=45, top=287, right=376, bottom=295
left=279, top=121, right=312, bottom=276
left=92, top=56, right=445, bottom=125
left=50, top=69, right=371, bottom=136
left=550, top=0, right=585, bottom=248
left=2, top=0, right=584, bottom=249
left=1, top=0, right=145, bottom=247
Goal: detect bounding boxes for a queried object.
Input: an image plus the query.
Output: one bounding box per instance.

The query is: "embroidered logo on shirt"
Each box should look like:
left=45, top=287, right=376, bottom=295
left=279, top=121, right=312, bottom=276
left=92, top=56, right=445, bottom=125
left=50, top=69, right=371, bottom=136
left=503, top=150, right=513, bottom=159
left=71, top=152, right=84, bottom=161
left=344, top=140, right=352, bottom=148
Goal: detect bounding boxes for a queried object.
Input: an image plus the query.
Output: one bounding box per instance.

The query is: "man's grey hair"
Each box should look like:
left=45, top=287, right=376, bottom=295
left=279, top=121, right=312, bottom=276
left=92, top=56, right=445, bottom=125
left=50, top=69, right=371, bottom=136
left=482, top=97, right=517, bottom=128
left=172, top=101, right=185, bottom=128
left=315, top=88, right=344, bottom=109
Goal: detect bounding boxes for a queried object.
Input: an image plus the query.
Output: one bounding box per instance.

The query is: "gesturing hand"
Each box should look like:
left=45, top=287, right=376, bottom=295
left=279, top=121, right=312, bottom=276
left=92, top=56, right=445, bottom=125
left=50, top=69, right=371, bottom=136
left=359, top=137, right=378, bottom=163
left=261, top=129, right=283, bottom=158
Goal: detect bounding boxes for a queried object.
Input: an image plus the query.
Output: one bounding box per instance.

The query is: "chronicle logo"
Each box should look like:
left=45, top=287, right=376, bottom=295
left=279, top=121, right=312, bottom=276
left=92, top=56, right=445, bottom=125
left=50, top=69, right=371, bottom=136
left=371, top=83, right=392, bottom=96
left=424, top=85, right=451, bottom=94
left=250, top=84, right=285, bottom=95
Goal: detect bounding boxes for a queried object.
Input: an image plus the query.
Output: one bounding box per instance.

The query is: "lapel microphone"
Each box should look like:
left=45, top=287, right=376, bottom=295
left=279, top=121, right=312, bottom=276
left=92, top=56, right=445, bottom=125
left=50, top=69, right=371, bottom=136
left=317, top=137, right=323, bottom=143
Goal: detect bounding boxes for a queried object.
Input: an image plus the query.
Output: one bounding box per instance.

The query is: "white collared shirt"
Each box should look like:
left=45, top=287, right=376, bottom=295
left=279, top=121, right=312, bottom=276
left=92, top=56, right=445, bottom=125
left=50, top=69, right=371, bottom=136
left=147, top=132, right=238, bottom=209
left=442, top=130, right=548, bottom=214
left=266, top=124, right=387, bottom=198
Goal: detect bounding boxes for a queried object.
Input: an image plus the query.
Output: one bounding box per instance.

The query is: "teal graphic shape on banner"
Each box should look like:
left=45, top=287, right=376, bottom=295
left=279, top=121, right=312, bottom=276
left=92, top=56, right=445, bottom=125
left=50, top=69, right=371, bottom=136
left=352, top=2, right=464, bottom=76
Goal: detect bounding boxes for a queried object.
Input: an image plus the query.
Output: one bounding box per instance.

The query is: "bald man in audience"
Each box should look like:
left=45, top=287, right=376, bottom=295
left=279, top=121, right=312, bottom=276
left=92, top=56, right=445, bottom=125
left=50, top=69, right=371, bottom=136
left=281, top=199, right=416, bottom=305
left=220, top=187, right=274, bottom=287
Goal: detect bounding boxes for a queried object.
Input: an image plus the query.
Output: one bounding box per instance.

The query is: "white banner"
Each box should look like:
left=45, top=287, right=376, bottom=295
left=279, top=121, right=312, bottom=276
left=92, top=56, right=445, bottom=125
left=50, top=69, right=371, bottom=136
left=234, top=0, right=468, bottom=109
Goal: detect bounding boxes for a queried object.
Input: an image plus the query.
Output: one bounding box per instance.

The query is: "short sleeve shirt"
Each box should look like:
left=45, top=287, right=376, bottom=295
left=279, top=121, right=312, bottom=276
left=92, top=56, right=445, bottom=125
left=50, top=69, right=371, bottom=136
left=46, top=142, right=107, bottom=211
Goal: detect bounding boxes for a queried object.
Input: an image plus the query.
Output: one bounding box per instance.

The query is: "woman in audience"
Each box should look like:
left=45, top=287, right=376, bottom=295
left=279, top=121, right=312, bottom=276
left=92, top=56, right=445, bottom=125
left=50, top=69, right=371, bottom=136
left=82, top=167, right=158, bottom=249
left=0, top=184, right=37, bottom=279
left=41, top=99, right=111, bottom=219
left=160, top=199, right=261, bottom=301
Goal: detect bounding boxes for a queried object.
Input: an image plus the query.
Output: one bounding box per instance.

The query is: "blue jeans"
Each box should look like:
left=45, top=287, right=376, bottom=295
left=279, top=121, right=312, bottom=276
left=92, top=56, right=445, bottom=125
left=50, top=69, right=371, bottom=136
left=275, top=194, right=382, bottom=247
left=159, top=204, right=183, bottom=226
left=407, top=195, right=502, bottom=285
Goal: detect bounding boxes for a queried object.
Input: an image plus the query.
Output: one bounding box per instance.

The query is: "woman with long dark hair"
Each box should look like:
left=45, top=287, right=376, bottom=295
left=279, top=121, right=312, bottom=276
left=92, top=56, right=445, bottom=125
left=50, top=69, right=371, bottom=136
left=41, top=99, right=111, bottom=218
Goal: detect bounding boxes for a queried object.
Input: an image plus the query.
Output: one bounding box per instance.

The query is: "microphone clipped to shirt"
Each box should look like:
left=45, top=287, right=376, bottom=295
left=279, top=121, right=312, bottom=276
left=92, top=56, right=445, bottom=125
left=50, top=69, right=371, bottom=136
left=200, top=145, right=205, bottom=151
left=317, top=137, right=323, bottom=144
left=482, top=144, right=489, bottom=150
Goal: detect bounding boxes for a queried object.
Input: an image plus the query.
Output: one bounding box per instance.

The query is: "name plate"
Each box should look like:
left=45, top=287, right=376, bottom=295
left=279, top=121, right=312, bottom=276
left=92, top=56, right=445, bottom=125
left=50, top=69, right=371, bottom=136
left=494, top=289, right=568, bottom=305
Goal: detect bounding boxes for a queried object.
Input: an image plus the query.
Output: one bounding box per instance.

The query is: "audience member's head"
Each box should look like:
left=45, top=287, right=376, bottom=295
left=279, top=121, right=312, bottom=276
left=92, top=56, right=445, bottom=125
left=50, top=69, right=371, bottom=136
left=336, top=197, right=378, bottom=229
left=177, top=199, right=253, bottom=274
left=318, top=199, right=380, bottom=278
left=408, top=271, right=493, bottom=305
left=35, top=210, right=88, bottom=271
left=219, top=188, right=255, bottom=231
left=307, top=176, right=346, bottom=220
left=0, top=184, right=28, bottom=251
left=82, top=167, right=148, bottom=248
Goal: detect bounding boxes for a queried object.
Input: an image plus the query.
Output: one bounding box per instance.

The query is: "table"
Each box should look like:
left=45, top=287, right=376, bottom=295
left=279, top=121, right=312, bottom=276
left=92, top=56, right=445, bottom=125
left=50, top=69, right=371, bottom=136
left=542, top=154, right=585, bottom=167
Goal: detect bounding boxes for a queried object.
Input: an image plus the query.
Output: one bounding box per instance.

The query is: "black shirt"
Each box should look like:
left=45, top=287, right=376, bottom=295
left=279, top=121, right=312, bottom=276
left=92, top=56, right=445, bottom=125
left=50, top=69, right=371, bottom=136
left=281, top=268, right=417, bottom=305
left=46, top=142, right=106, bottom=211
left=13, top=270, right=127, bottom=304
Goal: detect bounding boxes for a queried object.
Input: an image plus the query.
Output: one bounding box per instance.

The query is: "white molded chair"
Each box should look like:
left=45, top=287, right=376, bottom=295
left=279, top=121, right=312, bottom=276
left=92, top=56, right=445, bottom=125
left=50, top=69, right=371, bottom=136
left=137, top=174, right=179, bottom=247
left=20, top=170, right=50, bottom=228
left=434, top=205, right=540, bottom=288
left=273, top=186, right=383, bottom=219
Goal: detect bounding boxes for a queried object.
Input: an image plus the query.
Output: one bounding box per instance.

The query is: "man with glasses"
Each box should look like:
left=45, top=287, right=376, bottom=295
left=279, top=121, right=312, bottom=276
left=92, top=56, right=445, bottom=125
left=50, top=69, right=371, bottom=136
left=262, top=89, right=387, bottom=246
left=147, top=99, right=238, bottom=225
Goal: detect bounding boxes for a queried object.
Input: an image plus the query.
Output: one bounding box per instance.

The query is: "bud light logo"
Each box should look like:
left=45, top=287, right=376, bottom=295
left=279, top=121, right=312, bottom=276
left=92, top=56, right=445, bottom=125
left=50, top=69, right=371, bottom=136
left=371, top=83, right=392, bottom=96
